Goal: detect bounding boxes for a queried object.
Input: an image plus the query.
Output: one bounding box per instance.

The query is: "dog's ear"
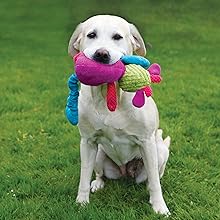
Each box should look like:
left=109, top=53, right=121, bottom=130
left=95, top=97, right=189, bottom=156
left=68, top=23, right=83, bottom=57
left=129, top=24, right=146, bottom=56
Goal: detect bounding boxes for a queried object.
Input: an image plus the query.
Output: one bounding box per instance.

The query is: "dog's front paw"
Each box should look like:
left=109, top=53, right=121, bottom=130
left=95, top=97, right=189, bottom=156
left=76, top=192, right=90, bottom=205
left=150, top=197, right=170, bottom=216
left=91, top=178, right=105, bottom=193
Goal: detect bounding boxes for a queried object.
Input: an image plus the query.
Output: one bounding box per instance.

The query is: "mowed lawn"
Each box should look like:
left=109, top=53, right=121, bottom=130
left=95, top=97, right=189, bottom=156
left=0, top=0, right=219, bottom=219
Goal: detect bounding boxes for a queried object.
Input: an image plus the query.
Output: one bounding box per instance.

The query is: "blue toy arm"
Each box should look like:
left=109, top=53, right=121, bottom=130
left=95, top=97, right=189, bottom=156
left=120, top=55, right=150, bottom=69
left=65, top=74, right=79, bottom=125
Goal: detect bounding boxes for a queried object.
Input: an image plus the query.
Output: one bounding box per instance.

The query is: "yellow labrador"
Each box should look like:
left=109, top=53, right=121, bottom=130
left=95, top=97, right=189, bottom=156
left=68, top=15, right=171, bottom=216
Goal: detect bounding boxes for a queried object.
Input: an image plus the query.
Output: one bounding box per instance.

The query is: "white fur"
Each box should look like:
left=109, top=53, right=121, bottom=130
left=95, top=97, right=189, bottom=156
left=68, top=15, right=171, bottom=216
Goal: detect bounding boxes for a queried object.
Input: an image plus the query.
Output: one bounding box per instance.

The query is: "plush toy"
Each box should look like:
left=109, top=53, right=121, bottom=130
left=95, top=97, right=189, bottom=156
left=119, top=58, right=162, bottom=107
left=65, top=53, right=162, bottom=125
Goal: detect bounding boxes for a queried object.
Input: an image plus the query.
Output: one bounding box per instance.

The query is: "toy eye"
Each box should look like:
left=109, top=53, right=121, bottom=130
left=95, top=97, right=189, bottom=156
left=112, top=34, right=123, bottom=40
left=87, top=32, right=97, bottom=39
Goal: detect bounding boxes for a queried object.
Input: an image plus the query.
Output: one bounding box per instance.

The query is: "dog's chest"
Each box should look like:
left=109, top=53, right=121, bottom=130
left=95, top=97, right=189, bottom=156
left=79, top=87, right=150, bottom=165
left=92, top=126, right=141, bottom=166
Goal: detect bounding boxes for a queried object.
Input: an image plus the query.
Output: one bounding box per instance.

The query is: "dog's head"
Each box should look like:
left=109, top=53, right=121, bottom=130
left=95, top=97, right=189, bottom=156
left=68, top=15, right=146, bottom=64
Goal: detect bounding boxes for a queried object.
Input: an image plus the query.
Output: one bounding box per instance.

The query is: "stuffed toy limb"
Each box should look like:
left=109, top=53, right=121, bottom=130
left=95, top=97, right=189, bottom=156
left=65, top=74, right=79, bottom=125
left=121, top=55, right=150, bottom=69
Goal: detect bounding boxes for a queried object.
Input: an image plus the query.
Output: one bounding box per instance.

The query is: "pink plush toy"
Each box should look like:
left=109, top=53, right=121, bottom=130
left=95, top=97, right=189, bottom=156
left=74, top=52, right=125, bottom=86
left=74, top=52, right=126, bottom=111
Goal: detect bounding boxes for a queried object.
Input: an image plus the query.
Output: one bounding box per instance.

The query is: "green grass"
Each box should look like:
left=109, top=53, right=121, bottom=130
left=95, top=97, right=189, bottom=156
left=0, top=0, right=220, bottom=219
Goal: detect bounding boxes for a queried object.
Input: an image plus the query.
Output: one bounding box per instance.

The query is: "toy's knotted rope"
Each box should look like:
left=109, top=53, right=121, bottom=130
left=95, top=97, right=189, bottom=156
left=65, top=74, right=79, bottom=125
left=107, top=82, right=117, bottom=111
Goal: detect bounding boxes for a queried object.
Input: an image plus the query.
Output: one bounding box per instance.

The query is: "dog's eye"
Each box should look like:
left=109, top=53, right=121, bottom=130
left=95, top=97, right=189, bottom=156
left=87, top=32, right=97, bottom=39
left=112, top=34, right=123, bottom=40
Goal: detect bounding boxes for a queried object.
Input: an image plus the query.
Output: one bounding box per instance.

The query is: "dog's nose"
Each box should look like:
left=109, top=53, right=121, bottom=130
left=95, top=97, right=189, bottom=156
left=93, top=48, right=110, bottom=64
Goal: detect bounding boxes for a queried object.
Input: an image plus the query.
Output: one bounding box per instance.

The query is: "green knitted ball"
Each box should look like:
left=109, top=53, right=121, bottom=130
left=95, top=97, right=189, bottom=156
left=119, top=64, right=151, bottom=92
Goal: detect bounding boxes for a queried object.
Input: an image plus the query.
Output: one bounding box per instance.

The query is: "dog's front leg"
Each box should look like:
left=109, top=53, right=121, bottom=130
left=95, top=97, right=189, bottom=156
left=140, top=134, right=170, bottom=216
left=76, top=138, right=97, bottom=204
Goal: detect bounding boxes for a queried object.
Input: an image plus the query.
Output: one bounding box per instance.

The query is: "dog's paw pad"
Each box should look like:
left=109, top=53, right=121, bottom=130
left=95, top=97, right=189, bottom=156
left=91, top=179, right=105, bottom=193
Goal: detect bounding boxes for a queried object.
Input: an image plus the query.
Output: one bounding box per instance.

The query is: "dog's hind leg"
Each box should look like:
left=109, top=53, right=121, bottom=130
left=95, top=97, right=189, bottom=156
left=135, top=129, right=170, bottom=183
left=103, top=156, right=122, bottom=180
left=91, top=146, right=122, bottom=192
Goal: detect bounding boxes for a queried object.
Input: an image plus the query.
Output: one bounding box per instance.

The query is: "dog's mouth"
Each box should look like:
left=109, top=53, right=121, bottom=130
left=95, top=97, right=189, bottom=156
left=84, top=47, right=125, bottom=65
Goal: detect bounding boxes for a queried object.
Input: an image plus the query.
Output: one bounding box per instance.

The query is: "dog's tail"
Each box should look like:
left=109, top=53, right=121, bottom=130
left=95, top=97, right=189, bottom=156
left=156, top=129, right=171, bottom=149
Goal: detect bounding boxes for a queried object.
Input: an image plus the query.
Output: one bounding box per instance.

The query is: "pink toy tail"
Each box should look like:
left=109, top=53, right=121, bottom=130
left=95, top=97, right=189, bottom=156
left=107, top=82, right=117, bottom=111
left=148, top=63, right=161, bottom=75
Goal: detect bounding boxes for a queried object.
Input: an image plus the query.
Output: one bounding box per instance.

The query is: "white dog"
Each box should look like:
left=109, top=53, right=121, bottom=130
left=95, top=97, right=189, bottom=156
left=68, top=15, right=171, bottom=216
